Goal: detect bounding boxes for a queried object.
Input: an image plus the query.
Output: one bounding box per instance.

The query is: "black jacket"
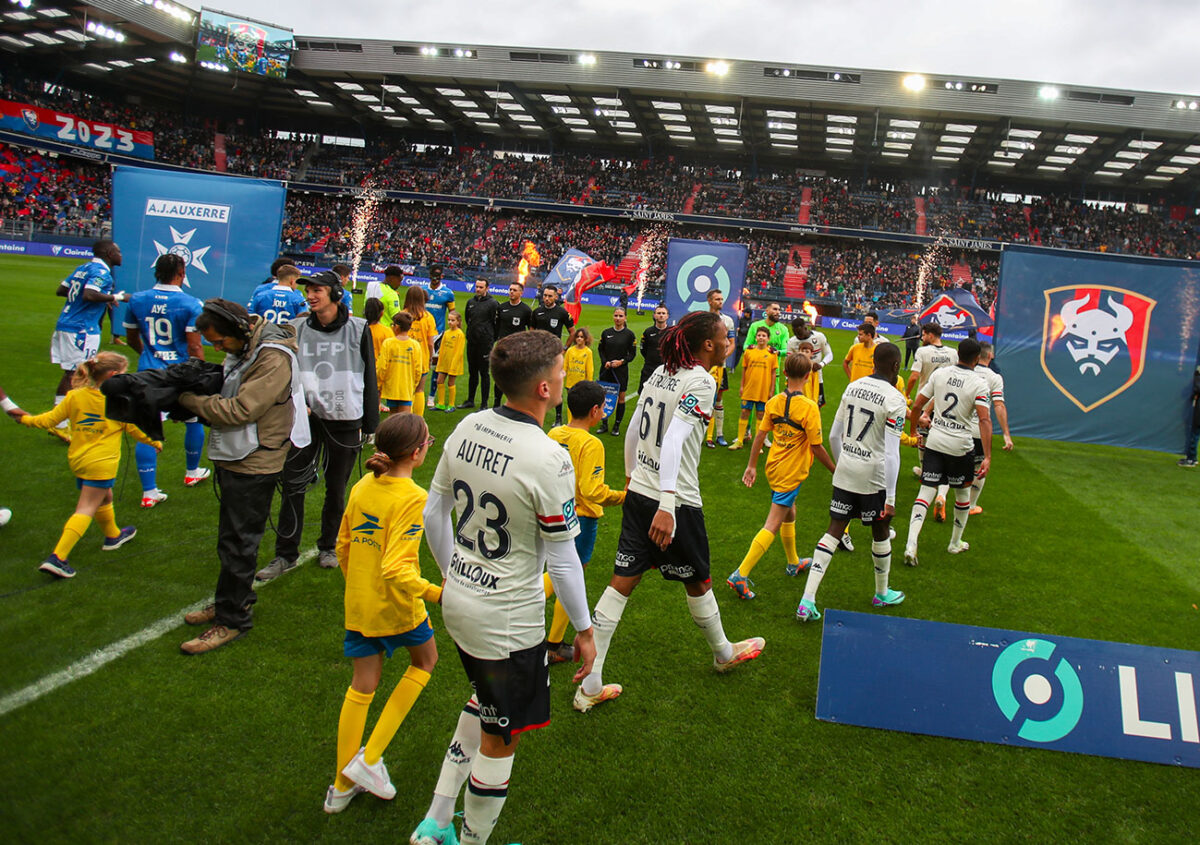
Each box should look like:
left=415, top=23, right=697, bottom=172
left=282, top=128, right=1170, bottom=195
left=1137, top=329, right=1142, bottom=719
left=465, top=294, right=499, bottom=343
left=101, top=358, right=225, bottom=441
left=532, top=304, right=574, bottom=339
left=495, top=300, right=533, bottom=339
left=641, top=325, right=665, bottom=374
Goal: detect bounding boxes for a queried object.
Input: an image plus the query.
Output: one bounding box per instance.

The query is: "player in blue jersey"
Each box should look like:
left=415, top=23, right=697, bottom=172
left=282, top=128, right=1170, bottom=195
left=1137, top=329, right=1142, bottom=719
left=124, top=254, right=210, bottom=507
left=247, top=258, right=299, bottom=309
left=422, top=265, right=457, bottom=408
left=250, top=264, right=308, bottom=324
left=50, top=240, right=129, bottom=441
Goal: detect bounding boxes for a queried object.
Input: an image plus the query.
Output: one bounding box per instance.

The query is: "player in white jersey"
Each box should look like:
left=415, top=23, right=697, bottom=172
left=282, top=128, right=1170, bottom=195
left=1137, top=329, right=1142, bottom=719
left=965, top=342, right=1013, bottom=517
left=906, top=323, right=960, bottom=512
left=412, top=331, right=596, bottom=845
left=795, top=342, right=908, bottom=621
left=575, top=311, right=766, bottom=713
left=788, top=318, right=833, bottom=407
left=904, top=338, right=991, bottom=565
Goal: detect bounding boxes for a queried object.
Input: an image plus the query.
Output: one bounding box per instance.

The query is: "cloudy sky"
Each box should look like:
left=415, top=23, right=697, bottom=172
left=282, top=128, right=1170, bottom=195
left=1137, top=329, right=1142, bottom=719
left=226, top=0, right=1199, bottom=94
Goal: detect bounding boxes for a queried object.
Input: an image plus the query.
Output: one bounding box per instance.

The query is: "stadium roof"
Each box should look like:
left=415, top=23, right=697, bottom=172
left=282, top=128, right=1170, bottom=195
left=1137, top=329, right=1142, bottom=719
left=5, top=1, right=1200, bottom=195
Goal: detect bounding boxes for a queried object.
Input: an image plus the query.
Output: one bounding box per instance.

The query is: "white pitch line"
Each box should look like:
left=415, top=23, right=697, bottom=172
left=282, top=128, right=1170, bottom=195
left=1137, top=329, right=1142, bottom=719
left=0, top=548, right=317, bottom=719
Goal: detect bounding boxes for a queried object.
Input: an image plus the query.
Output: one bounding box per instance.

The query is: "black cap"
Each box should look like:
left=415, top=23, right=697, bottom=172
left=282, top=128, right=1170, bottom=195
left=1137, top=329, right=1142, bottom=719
left=304, top=270, right=341, bottom=289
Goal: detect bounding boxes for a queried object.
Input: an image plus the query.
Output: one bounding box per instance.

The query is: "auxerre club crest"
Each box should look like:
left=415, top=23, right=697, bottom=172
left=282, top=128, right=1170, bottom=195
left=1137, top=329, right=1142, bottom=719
left=1040, top=285, right=1156, bottom=413
left=144, top=197, right=230, bottom=278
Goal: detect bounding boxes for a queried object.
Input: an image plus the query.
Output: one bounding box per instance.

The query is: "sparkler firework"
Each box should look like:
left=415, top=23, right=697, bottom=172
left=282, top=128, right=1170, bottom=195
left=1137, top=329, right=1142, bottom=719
left=348, top=181, right=384, bottom=288
left=913, top=234, right=948, bottom=312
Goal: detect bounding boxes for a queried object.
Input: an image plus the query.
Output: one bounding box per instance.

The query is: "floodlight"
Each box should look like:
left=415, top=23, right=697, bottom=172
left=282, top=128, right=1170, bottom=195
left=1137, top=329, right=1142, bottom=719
left=902, top=74, right=925, bottom=92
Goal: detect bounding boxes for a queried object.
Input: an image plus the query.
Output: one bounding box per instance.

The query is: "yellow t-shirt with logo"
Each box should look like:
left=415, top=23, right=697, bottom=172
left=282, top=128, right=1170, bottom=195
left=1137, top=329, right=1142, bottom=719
left=741, top=347, right=778, bottom=403
left=548, top=424, right=626, bottom=519
left=564, top=345, right=595, bottom=389
left=844, top=340, right=877, bottom=382
left=21, top=387, right=159, bottom=480
left=758, top=390, right=823, bottom=492
left=378, top=336, right=422, bottom=402
left=436, top=328, right=465, bottom=376
left=337, top=474, right=442, bottom=637
left=408, top=311, right=436, bottom=374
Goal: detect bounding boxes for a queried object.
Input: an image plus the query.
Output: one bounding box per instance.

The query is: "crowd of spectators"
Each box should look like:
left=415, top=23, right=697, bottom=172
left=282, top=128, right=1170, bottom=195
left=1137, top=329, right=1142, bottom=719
left=0, top=142, right=110, bottom=237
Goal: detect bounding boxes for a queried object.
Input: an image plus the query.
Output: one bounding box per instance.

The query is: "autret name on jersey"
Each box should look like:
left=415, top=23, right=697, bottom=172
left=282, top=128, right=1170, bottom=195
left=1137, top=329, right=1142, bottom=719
left=455, top=439, right=516, bottom=477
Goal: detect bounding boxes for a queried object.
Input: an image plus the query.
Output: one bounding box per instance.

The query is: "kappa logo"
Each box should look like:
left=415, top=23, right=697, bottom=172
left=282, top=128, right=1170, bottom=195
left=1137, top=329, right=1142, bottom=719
left=152, top=226, right=212, bottom=275
left=991, top=638, right=1084, bottom=743
left=21, top=108, right=38, bottom=131
left=353, top=512, right=383, bottom=535
left=77, top=413, right=103, bottom=428
left=674, top=253, right=732, bottom=313
left=1040, top=285, right=1156, bottom=412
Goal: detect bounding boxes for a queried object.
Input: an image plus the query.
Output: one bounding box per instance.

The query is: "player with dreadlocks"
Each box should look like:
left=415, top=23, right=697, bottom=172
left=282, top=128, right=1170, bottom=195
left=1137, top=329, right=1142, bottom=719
left=573, top=311, right=766, bottom=713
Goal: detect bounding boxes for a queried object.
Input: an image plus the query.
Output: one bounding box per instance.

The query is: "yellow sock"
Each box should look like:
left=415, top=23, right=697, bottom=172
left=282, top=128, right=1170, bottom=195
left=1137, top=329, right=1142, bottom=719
left=737, top=417, right=749, bottom=444
left=543, top=571, right=555, bottom=598
left=706, top=415, right=716, bottom=442
left=436, top=381, right=446, bottom=406
left=363, top=666, right=431, bottom=765
left=738, top=528, right=776, bottom=577
left=53, top=514, right=92, bottom=560
left=334, top=686, right=374, bottom=792
left=548, top=599, right=570, bottom=644
left=413, top=391, right=426, bottom=419
left=447, top=384, right=456, bottom=407
left=780, top=521, right=799, bottom=566
left=94, top=504, right=120, bottom=539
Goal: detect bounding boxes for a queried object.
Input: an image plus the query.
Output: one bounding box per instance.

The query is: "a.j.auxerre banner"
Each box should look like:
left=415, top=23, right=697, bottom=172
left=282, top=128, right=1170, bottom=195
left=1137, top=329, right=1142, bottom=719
left=112, top=166, right=287, bottom=306
left=816, top=610, right=1200, bottom=768
left=993, top=245, right=1200, bottom=452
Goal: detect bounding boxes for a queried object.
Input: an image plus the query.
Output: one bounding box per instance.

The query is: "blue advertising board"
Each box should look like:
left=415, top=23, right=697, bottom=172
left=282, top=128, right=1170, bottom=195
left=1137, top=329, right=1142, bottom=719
left=111, top=166, right=287, bottom=308
left=817, top=610, right=1200, bottom=768
left=663, top=238, right=748, bottom=366
left=994, top=246, right=1200, bottom=452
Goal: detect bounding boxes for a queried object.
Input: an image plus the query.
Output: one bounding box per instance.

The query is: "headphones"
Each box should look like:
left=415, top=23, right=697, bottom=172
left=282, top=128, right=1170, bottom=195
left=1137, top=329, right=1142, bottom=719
left=202, top=299, right=253, bottom=343
left=309, top=270, right=344, bottom=304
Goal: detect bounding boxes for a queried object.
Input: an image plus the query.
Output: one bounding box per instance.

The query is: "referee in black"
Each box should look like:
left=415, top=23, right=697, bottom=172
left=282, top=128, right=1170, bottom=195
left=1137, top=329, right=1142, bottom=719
left=460, top=278, right=499, bottom=409
left=638, top=303, right=669, bottom=394
left=532, top=283, right=574, bottom=424
left=492, top=280, right=533, bottom=408
left=597, top=306, right=637, bottom=436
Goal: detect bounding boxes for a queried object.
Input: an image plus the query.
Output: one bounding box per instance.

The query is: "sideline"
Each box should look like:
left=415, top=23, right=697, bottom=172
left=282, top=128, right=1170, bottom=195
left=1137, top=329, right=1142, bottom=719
left=0, top=548, right=317, bottom=718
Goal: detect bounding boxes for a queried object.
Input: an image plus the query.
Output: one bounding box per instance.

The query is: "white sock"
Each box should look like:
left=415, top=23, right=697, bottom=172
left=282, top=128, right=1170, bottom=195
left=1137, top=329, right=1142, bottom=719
left=907, top=485, right=937, bottom=553
left=969, top=475, right=987, bottom=509
left=582, top=587, right=627, bottom=696
left=872, top=539, right=892, bottom=595
left=686, top=590, right=732, bottom=663
left=950, top=487, right=973, bottom=546
left=428, top=698, right=483, bottom=827
left=936, top=483, right=950, bottom=502
left=54, top=395, right=67, bottom=429
left=462, top=753, right=514, bottom=845
left=713, top=404, right=725, bottom=438
left=802, top=533, right=840, bottom=602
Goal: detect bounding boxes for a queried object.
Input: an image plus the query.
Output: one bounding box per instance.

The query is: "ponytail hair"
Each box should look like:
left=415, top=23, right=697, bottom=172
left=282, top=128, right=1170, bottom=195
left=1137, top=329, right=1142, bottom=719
left=658, top=311, right=722, bottom=375
left=71, top=351, right=128, bottom=389
left=365, top=413, right=429, bottom=477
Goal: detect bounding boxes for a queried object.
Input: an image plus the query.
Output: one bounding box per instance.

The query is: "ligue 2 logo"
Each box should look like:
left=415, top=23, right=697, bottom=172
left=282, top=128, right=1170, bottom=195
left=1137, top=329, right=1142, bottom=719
left=674, top=253, right=731, bottom=313
left=991, top=639, right=1083, bottom=743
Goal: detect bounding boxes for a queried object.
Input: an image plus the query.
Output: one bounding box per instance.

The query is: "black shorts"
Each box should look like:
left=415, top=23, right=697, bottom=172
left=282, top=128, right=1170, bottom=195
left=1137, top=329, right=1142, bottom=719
left=600, top=365, right=629, bottom=392
left=972, top=438, right=984, bottom=466
left=456, top=642, right=550, bottom=744
left=921, top=447, right=975, bottom=488
left=614, top=490, right=711, bottom=584
left=717, top=368, right=729, bottom=392
left=829, top=485, right=888, bottom=525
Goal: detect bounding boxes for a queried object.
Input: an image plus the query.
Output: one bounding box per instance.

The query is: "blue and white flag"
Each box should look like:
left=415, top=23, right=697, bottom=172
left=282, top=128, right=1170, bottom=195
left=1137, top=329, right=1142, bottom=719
left=112, top=166, right=287, bottom=307
left=546, top=248, right=598, bottom=301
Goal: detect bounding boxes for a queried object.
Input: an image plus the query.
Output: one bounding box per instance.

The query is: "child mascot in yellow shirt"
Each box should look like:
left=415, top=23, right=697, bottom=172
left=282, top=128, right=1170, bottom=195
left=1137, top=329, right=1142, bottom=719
left=326, top=413, right=442, bottom=814
left=434, top=310, right=465, bottom=411
left=377, top=312, right=423, bottom=415
left=728, top=353, right=836, bottom=599
left=13, top=351, right=161, bottom=579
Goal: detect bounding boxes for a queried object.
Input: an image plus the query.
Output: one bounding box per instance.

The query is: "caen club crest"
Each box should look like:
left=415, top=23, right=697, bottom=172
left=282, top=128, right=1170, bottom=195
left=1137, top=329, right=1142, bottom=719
left=1040, top=285, right=1155, bottom=412
left=21, top=108, right=39, bottom=132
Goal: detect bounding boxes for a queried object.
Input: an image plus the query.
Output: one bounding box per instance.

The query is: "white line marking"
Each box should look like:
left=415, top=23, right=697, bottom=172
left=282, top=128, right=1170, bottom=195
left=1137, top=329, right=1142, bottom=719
left=0, top=548, right=317, bottom=718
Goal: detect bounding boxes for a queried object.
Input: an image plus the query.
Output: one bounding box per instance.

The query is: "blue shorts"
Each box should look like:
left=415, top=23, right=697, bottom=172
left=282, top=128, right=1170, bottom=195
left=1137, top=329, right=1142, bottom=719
left=76, top=477, right=116, bottom=490
left=385, top=399, right=413, bottom=411
left=742, top=400, right=765, bottom=413
left=343, top=618, right=434, bottom=658
left=574, top=515, right=599, bottom=565
left=771, top=484, right=802, bottom=507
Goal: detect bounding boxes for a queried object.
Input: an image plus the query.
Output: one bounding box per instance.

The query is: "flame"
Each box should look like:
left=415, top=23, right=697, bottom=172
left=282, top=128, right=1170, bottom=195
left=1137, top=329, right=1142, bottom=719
left=517, top=240, right=541, bottom=286
left=802, top=300, right=819, bottom=322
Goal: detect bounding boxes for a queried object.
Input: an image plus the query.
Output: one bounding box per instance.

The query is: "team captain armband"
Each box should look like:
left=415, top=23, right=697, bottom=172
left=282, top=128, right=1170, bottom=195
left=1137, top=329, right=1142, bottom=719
left=537, top=500, right=579, bottom=535
left=677, top=392, right=711, bottom=422
left=886, top=414, right=906, bottom=434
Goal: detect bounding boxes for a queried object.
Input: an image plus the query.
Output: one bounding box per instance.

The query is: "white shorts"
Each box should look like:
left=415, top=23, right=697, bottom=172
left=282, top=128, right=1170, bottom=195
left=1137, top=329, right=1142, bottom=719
left=50, top=329, right=99, bottom=370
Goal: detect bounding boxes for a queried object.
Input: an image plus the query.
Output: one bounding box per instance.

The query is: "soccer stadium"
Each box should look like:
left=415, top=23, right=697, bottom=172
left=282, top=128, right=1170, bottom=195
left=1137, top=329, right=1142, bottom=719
left=0, top=2, right=1198, bottom=842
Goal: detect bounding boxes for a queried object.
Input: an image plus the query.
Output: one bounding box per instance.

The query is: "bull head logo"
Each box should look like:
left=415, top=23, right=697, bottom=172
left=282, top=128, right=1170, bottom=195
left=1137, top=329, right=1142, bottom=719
left=1059, top=294, right=1134, bottom=375
left=1041, top=286, right=1155, bottom=412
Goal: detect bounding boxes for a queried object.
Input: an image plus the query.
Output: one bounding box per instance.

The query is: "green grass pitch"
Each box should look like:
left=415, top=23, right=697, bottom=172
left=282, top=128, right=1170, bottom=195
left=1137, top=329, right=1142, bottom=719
left=0, top=254, right=1198, bottom=843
